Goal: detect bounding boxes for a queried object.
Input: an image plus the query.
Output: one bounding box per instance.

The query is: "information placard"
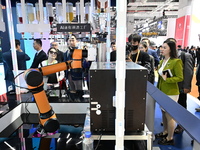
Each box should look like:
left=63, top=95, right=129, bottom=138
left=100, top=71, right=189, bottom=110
left=57, top=23, right=91, bottom=32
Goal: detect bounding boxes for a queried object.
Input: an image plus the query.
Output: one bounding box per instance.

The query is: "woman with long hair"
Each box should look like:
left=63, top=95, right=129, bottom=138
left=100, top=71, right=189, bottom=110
left=155, top=40, right=183, bottom=145
left=40, top=47, right=65, bottom=96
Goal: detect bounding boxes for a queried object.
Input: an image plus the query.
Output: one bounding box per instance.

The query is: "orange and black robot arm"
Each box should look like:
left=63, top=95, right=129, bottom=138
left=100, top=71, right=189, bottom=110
left=24, top=61, right=72, bottom=133
left=23, top=49, right=87, bottom=134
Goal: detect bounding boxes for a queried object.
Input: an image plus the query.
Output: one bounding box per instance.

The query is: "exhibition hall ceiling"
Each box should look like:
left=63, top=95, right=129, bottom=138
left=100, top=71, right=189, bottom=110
left=3, top=0, right=179, bottom=18
left=1, top=0, right=179, bottom=31
left=127, top=0, right=179, bottom=29
left=128, top=0, right=179, bottom=19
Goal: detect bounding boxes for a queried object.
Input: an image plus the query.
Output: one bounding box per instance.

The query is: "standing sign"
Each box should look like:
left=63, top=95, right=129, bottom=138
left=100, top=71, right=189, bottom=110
left=57, top=23, right=91, bottom=32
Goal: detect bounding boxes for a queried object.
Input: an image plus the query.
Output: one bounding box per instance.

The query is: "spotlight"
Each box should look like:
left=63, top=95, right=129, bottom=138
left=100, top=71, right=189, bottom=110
left=66, top=133, right=70, bottom=139
left=66, top=137, right=72, bottom=144
left=4, top=141, right=15, bottom=150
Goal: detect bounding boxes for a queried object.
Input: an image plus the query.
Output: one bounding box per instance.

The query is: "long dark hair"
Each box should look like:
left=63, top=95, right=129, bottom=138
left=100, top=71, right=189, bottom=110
left=163, top=40, right=177, bottom=58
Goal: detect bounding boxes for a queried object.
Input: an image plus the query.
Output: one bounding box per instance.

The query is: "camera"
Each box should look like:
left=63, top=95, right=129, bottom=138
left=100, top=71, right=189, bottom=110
left=126, top=42, right=133, bottom=52
left=126, top=42, right=132, bottom=59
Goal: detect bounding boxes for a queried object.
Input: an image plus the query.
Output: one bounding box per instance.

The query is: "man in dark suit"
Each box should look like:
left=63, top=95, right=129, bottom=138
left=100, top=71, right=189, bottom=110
left=176, top=46, right=194, bottom=133
left=110, top=42, right=116, bottom=61
left=30, top=39, right=47, bottom=68
left=50, top=41, right=64, bottom=62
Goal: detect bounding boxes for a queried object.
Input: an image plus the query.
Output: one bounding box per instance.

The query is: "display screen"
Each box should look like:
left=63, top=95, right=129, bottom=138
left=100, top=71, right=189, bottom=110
left=157, top=21, right=162, bottom=29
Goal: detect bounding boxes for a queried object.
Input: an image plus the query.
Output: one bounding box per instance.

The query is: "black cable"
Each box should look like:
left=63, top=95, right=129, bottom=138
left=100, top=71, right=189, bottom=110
left=94, top=132, right=102, bottom=150
left=24, top=94, right=34, bottom=123
left=11, top=71, right=33, bottom=116
left=14, top=71, right=25, bottom=80
left=13, top=82, right=29, bottom=90
left=12, top=71, right=30, bottom=90
left=25, top=95, right=32, bottom=114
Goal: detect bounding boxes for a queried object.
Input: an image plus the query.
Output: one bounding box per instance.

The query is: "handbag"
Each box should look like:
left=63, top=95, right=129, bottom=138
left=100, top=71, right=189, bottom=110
left=59, top=78, right=67, bottom=90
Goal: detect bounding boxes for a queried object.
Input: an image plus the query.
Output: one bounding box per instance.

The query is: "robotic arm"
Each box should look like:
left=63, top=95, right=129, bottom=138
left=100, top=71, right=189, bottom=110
left=24, top=49, right=87, bottom=137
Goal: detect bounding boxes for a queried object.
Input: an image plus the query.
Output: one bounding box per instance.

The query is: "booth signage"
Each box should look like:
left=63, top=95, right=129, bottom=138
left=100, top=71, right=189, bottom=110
left=57, top=23, right=91, bottom=32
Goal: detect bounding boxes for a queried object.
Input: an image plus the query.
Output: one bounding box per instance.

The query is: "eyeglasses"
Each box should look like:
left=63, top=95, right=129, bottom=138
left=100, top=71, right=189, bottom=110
left=51, top=44, right=58, bottom=46
left=49, top=51, right=57, bottom=55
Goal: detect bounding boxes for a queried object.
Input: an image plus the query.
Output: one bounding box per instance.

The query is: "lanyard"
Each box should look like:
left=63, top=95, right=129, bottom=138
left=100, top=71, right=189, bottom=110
left=135, top=50, right=140, bottom=63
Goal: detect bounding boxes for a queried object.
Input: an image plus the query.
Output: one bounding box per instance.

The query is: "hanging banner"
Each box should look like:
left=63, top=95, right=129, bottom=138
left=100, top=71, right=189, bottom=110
left=175, top=15, right=190, bottom=47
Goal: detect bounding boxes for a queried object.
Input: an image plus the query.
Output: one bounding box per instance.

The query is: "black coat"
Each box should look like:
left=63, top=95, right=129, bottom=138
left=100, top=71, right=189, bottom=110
left=130, top=50, right=152, bottom=74
left=30, top=50, right=47, bottom=68
left=56, top=50, right=64, bottom=62
left=110, top=50, right=116, bottom=61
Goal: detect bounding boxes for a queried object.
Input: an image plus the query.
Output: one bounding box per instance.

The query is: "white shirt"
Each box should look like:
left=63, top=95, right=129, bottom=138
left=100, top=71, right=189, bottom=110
left=36, top=49, right=43, bottom=55
left=158, top=57, right=170, bottom=76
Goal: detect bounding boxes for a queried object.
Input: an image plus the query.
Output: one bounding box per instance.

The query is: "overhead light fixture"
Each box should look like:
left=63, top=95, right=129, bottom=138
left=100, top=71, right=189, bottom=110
left=151, top=0, right=173, bottom=13
left=141, top=0, right=147, bottom=4
left=66, top=137, right=72, bottom=144
left=66, top=133, right=70, bottom=139
left=57, top=138, right=61, bottom=143
left=149, top=22, right=157, bottom=26
left=4, top=141, right=15, bottom=150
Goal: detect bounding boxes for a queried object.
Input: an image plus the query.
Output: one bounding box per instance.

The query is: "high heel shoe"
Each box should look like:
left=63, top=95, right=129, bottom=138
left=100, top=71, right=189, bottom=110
left=158, top=137, right=174, bottom=145
left=155, top=132, right=168, bottom=139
